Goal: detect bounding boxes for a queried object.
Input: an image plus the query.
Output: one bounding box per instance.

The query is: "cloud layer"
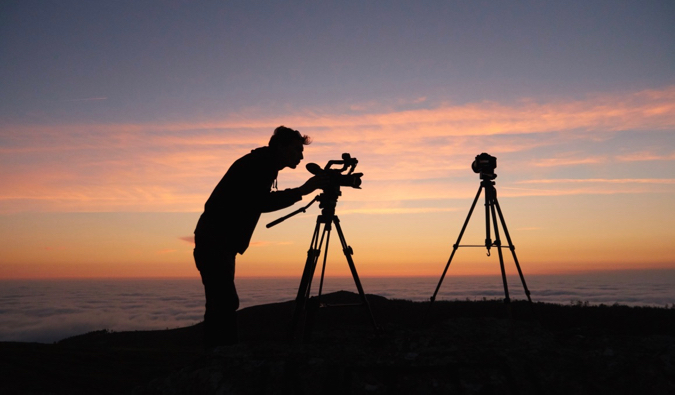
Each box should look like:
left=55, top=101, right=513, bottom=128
left=2, top=271, right=673, bottom=343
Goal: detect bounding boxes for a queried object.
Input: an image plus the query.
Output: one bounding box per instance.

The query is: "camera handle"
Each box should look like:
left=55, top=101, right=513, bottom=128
left=266, top=195, right=319, bottom=228
left=324, top=153, right=358, bottom=175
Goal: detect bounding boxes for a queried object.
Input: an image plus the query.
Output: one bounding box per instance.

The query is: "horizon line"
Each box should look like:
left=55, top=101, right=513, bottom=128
left=2, top=267, right=674, bottom=281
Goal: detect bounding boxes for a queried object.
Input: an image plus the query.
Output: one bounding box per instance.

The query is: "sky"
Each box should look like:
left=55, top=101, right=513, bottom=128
left=1, top=0, right=674, bottom=279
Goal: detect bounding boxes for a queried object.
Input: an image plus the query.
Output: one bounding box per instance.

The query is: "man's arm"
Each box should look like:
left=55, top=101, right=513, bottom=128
left=259, top=175, right=327, bottom=213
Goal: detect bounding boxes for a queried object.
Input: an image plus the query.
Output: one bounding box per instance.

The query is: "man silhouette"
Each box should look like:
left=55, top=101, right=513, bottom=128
left=194, top=126, right=326, bottom=349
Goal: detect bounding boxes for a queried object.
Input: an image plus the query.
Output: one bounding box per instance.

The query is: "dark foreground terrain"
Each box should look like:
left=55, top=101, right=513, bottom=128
left=1, top=292, right=674, bottom=394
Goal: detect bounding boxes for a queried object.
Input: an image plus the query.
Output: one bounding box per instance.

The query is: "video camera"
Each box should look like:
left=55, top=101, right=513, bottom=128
left=306, top=153, right=363, bottom=189
left=266, top=154, right=362, bottom=228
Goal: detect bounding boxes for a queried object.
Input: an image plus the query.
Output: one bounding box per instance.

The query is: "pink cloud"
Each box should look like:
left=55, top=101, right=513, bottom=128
left=178, top=236, right=195, bottom=244
left=532, top=156, right=608, bottom=167
left=615, top=151, right=675, bottom=162
left=249, top=241, right=294, bottom=247
left=2, top=86, right=673, bottom=213
left=4, top=85, right=674, bottom=150
left=517, top=178, right=675, bottom=184
left=502, top=178, right=675, bottom=197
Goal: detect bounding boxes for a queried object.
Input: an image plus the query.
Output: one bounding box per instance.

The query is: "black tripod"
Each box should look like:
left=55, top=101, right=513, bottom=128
left=267, top=186, right=379, bottom=342
left=429, top=173, right=534, bottom=316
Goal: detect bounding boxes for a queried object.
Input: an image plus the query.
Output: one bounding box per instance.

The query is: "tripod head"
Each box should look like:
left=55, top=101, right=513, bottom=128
left=266, top=154, right=363, bottom=228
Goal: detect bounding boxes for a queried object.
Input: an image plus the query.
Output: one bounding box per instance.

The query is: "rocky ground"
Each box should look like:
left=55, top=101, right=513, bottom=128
left=2, top=292, right=674, bottom=394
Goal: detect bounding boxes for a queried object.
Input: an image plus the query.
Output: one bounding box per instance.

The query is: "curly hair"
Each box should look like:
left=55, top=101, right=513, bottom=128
left=269, top=126, right=311, bottom=148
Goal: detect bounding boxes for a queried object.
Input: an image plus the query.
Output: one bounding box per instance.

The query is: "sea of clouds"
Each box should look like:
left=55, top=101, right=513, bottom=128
left=1, top=270, right=673, bottom=343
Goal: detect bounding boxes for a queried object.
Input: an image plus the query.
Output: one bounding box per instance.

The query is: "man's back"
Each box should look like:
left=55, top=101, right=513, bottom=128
left=195, top=146, right=301, bottom=254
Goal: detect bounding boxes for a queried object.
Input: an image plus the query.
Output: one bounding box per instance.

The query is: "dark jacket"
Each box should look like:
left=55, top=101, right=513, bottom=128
left=194, top=146, right=303, bottom=254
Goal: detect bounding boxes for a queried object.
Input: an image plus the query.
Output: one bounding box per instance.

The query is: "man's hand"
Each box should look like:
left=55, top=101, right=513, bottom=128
left=298, top=174, right=329, bottom=195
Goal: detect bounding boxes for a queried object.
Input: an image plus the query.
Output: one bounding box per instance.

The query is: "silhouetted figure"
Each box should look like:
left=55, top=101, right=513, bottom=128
left=194, top=126, right=326, bottom=349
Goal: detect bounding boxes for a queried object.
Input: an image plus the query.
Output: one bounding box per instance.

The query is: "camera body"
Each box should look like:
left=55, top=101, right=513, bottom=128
left=266, top=154, right=362, bottom=228
left=306, top=153, right=363, bottom=189
left=471, top=153, right=497, bottom=179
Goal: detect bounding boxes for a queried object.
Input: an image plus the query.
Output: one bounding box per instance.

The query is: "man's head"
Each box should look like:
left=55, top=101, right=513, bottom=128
left=269, top=126, right=311, bottom=169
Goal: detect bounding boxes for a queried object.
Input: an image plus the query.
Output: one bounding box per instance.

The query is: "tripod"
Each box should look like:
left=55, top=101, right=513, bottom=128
left=429, top=174, right=534, bottom=316
left=268, top=186, right=379, bottom=342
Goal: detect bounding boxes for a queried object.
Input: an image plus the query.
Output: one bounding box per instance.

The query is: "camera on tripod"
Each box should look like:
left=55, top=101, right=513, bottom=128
left=306, top=153, right=363, bottom=189
left=268, top=152, right=379, bottom=340
left=429, top=151, right=535, bottom=316
left=471, top=153, right=497, bottom=180
left=266, top=153, right=363, bottom=229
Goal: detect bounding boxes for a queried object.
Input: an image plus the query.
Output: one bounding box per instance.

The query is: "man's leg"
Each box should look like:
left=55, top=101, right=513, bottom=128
left=195, top=248, right=239, bottom=349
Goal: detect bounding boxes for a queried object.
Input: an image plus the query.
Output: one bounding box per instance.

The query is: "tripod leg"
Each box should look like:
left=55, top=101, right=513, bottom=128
left=485, top=184, right=493, bottom=256
left=489, top=196, right=512, bottom=317
left=333, top=216, right=380, bottom=334
left=302, top=220, right=333, bottom=342
left=494, top=197, right=535, bottom=313
left=430, top=185, right=483, bottom=306
left=317, top=220, right=332, bottom=300
left=290, top=218, right=326, bottom=341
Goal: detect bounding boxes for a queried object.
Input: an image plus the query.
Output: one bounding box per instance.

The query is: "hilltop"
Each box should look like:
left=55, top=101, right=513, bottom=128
left=1, top=292, right=674, bottom=394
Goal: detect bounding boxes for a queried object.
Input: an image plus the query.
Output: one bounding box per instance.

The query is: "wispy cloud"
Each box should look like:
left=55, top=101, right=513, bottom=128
left=503, top=178, right=675, bottom=197
left=249, top=241, right=294, bottom=247
left=532, top=155, right=607, bottom=167
left=179, top=236, right=195, bottom=245
left=1, top=86, right=674, bottom=213
left=615, top=151, right=675, bottom=162
left=529, top=151, right=675, bottom=168
left=4, top=85, right=674, bottom=149
left=518, top=178, right=675, bottom=184
left=339, top=207, right=459, bottom=215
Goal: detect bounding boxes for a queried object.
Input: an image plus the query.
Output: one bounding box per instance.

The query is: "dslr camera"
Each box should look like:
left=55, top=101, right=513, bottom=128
left=471, top=153, right=497, bottom=179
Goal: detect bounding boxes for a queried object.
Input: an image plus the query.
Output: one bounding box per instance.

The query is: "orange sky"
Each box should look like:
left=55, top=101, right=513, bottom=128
left=1, top=87, right=674, bottom=279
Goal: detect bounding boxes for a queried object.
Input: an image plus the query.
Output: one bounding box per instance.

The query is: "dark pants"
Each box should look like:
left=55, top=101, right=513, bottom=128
left=194, top=244, right=239, bottom=349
